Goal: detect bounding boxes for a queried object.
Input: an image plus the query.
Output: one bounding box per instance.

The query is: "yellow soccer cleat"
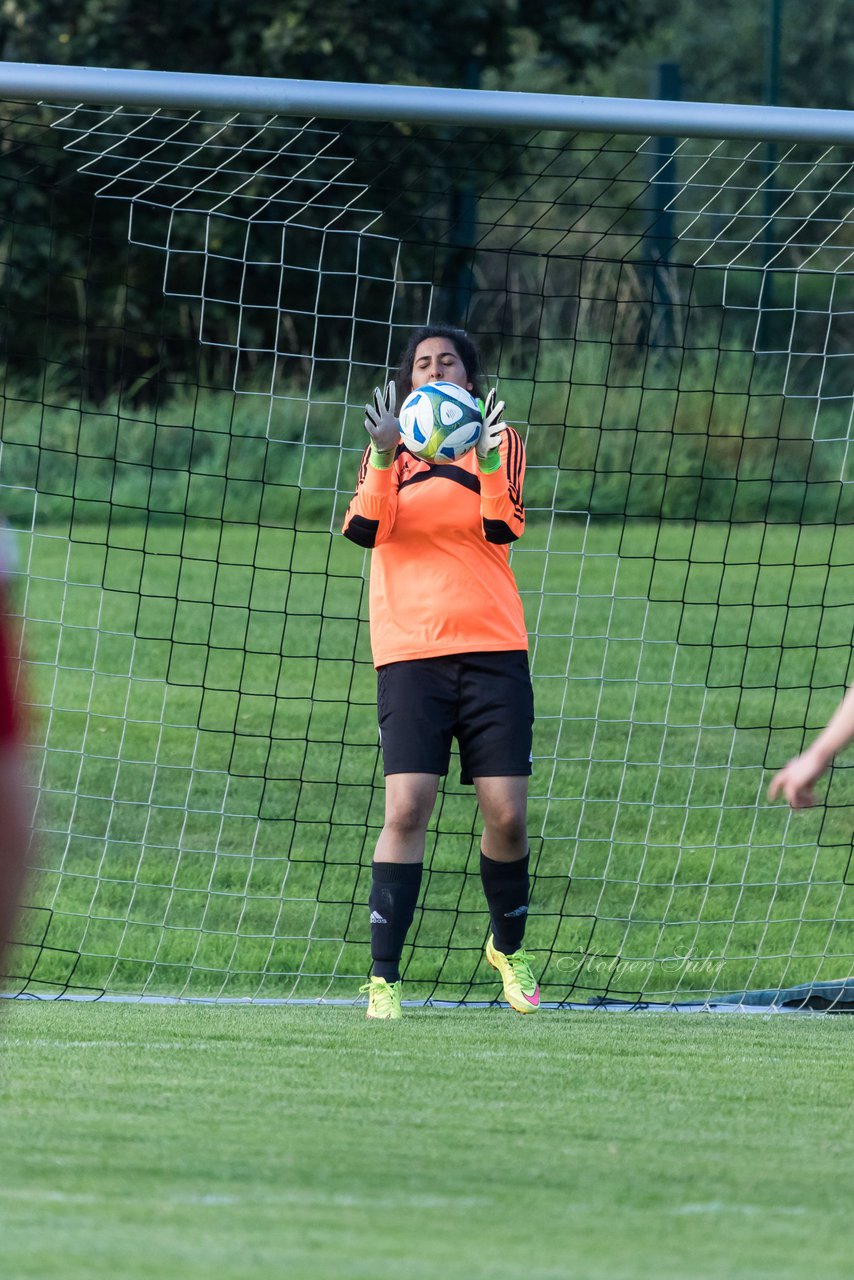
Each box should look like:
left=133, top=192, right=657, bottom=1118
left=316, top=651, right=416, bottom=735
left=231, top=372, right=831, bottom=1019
left=359, top=976, right=403, bottom=1020
left=486, top=935, right=541, bottom=1013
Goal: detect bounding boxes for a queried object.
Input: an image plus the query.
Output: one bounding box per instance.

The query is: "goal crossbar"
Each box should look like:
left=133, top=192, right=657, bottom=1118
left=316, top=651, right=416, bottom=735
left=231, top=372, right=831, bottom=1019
left=1, top=59, right=854, bottom=144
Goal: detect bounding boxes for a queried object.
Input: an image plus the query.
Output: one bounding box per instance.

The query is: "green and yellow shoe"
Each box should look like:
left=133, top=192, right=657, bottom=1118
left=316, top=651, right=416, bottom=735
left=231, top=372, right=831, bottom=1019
left=359, top=976, right=403, bottom=1020
left=485, top=935, right=541, bottom=1013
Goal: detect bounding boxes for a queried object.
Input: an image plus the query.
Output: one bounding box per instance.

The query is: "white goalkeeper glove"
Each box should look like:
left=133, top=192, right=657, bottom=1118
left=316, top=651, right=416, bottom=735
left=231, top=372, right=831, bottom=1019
left=476, top=388, right=506, bottom=473
left=364, top=382, right=400, bottom=467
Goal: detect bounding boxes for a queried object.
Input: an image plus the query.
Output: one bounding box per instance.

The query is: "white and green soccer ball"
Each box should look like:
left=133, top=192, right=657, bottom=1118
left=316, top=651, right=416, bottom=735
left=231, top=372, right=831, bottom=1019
left=399, top=381, right=482, bottom=463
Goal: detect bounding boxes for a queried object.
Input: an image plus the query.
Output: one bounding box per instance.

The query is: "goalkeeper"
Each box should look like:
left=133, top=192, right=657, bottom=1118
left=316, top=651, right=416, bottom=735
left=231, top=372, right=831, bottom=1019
left=343, top=325, right=539, bottom=1019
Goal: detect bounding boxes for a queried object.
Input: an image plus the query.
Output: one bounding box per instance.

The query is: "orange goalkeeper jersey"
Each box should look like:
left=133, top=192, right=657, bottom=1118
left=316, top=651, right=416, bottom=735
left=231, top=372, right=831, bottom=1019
left=342, top=429, right=528, bottom=667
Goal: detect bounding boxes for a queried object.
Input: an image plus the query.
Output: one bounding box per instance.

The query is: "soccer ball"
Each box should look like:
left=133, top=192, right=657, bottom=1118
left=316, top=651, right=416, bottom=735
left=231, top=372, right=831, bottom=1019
left=398, top=381, right=482, bottom=464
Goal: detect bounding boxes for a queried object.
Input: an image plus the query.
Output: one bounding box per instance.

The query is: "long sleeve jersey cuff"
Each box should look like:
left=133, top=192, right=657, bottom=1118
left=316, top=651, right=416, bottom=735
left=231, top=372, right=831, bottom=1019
left=362, top=462, right=394, bottom=495
left=369, top=443, right=395, bottom=469
left=478, top=461, right=509, bottom=500
left=478, top=450, right=523, bottom=542
left=356, top=456, right=394, bottom=522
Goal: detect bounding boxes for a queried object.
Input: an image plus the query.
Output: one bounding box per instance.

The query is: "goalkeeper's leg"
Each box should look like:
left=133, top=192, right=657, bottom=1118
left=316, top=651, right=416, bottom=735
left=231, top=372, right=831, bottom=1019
left=361, top=773, right=438, bottom=1020
left=475, top=776, right=540, bottom=1012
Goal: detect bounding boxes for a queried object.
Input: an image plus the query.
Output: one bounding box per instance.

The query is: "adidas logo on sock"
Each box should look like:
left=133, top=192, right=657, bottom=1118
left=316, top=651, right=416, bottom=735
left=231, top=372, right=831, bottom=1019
left=503, top=904, right=528, bottom=918
left=370, top=910, right=388, bottom=925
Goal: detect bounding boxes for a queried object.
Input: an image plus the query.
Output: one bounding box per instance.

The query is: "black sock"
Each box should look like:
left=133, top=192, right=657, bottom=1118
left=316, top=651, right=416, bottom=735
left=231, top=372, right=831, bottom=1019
left=370, top=861, right=423, bottom=982
left=480, top=850, right=530, bottom=954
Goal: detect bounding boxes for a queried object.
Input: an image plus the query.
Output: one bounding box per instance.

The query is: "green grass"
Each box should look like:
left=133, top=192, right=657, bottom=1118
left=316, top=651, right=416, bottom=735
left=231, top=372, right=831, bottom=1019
left=1, top=1004, right=852, bottom=1280
left=9, top=513, right=854, bottom=1003
left=4, top=327, right=854, bottom=532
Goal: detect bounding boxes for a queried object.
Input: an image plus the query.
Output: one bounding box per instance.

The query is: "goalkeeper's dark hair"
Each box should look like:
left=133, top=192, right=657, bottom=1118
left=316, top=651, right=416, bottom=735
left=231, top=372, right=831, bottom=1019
left=395, top=324, right=485, bottom=401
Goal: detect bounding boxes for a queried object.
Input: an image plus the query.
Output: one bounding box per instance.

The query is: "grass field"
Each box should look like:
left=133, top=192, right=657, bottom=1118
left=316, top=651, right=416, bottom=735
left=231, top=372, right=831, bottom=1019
left=8, top=511, right=854, bottom=1005
left=2, top=1003, right=853, bottom=1280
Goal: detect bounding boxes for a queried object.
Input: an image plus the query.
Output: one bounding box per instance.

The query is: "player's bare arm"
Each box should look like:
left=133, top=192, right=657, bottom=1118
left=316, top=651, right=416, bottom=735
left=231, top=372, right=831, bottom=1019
left=768, top=681, right=854, bottom=809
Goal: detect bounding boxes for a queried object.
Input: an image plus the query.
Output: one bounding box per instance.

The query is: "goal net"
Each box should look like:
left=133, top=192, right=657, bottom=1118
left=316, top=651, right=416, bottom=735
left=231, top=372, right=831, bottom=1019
left=3, top=78, right=853, bottom=1007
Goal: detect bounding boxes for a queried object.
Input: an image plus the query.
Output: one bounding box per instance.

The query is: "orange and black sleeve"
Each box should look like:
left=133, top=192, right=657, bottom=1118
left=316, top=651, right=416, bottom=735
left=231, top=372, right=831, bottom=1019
left=479, top=427, right=526, bottom=545
left=342, top=447, right=400, bottom=548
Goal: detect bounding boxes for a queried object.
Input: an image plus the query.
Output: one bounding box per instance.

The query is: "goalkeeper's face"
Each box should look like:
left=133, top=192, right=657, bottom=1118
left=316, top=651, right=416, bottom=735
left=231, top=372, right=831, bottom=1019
left=410, top=337, right=473, bottom=393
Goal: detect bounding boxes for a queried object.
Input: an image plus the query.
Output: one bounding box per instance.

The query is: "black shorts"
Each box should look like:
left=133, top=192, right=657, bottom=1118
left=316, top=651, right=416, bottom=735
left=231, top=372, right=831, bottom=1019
left=377, top=650, right=534, bottom=785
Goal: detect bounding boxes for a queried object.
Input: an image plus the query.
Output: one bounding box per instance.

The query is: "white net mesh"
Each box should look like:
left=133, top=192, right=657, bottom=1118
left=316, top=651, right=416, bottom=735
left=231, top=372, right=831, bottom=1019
left=1, top=98, right=852, bottom=1006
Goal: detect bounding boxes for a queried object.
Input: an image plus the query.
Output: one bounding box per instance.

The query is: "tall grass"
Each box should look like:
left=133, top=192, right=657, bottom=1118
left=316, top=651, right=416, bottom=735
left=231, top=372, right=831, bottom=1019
left=2, top=307, right=851, bottom=534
